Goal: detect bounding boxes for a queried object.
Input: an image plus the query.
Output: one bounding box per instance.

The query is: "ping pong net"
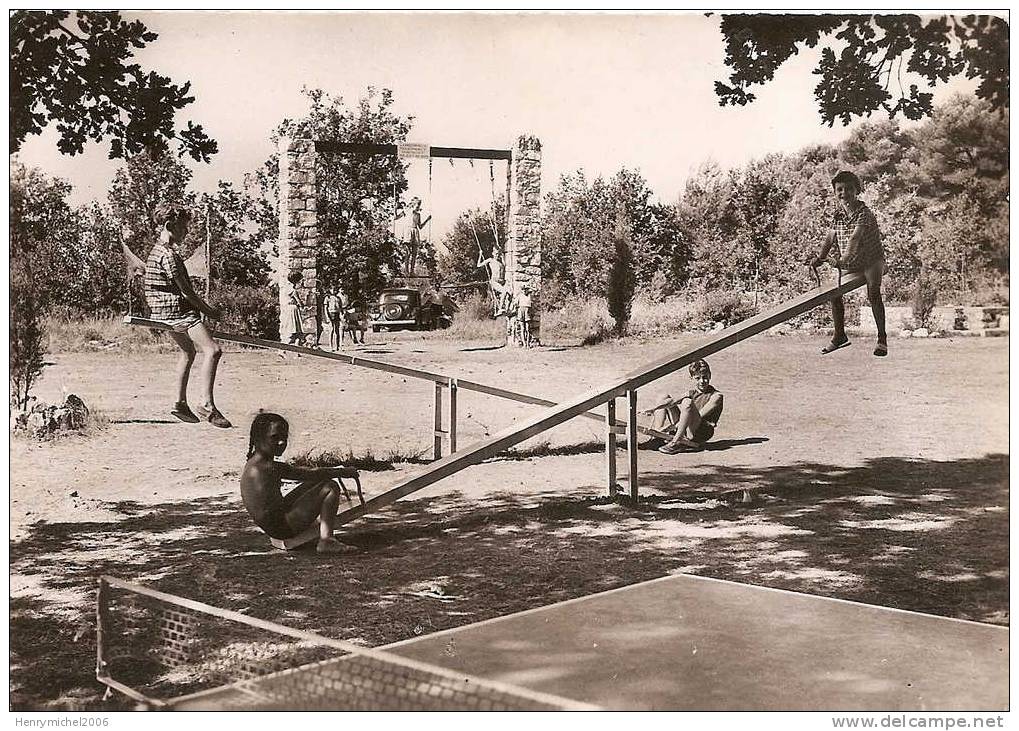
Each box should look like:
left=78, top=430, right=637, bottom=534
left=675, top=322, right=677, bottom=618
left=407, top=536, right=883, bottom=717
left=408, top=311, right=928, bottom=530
left=96, top=576, right=593, bottom=711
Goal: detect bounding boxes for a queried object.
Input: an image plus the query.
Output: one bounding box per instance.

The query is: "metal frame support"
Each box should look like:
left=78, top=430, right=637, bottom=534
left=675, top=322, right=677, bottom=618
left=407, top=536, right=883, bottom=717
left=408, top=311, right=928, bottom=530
left=448, top=379, right=458, bottom=454
left=433, top=382, right=443, bottom=460
left=605, top=398, right=617, bottom=495
left=627, top=389, right=639, bottom=501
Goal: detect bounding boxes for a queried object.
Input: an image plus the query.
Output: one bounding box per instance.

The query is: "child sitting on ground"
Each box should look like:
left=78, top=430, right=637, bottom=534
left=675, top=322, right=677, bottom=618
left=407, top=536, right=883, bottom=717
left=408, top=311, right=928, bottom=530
left=641, top=359, right=724, bottom=454
left=241, top=412, right=359, bottom=554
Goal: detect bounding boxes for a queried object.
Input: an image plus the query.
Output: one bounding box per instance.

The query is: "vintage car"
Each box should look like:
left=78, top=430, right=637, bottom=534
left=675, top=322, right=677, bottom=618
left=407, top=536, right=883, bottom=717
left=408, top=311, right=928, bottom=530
left=369, top=288, right=455, bottom=332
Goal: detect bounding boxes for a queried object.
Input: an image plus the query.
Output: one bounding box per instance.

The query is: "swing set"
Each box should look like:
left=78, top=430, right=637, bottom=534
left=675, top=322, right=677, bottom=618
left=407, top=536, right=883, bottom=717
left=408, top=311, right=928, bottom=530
left=320, top=141, right=511, bottom=301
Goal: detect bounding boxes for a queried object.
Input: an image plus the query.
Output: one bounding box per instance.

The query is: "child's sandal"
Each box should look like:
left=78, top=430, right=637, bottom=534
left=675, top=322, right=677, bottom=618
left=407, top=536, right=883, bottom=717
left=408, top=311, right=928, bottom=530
left=821, top=338, right=851, bottom=354
left=873, top=342, right=888, bottom=357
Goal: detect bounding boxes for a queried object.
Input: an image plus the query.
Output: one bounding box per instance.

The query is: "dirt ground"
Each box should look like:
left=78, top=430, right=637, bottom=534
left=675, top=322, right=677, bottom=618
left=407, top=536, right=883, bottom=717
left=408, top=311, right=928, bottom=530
left=9, top=330, right=1010, bottom=709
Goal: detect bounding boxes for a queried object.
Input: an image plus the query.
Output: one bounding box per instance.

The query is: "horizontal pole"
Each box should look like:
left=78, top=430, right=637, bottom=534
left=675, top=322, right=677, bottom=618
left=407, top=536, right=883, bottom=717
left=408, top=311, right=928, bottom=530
left=314, top=141, right=397, bottom=156
left=335, top=275, right=867, bottom=525
left=313, top=141, right=511, bottom=160
left=430, top=146, right=512, bottom=160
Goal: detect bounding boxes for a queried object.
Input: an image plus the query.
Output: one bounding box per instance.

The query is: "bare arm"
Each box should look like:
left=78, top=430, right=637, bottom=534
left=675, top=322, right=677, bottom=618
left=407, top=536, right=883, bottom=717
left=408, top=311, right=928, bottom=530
left=171, top=267, right=220, bottom=319
left=811, top=230, right=836, bottom=268
left=641, top=393, right=689, bottom=416
left=276, top=462, right=359, bottom=482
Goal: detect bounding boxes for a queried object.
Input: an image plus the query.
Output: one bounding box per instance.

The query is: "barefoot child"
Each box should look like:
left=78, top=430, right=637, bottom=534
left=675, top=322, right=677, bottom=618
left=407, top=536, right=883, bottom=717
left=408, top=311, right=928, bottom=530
left=642, top=359, right=723, bottom=454
left=810, top=170, right=888, bottom=357
left=241, top=413, right=359, bottom=554
left=143, top=203, right=231, bottom=428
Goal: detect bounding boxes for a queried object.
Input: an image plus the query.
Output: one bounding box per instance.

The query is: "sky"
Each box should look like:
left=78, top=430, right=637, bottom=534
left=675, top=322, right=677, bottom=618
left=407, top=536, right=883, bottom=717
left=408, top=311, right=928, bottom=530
left=15, top=10, right=980, bottom=237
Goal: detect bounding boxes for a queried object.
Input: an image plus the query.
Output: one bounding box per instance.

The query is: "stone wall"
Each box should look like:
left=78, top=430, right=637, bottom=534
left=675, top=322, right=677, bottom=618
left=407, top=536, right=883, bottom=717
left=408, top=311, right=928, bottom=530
left=278, top=137, right=318, bottom=342
left=506, top=135, right=542, bottom=345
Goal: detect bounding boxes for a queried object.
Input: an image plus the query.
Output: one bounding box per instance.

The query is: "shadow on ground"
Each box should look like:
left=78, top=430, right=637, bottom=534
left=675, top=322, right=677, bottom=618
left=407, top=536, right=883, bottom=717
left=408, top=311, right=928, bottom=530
left=10, top=453, right=1008, bottom=710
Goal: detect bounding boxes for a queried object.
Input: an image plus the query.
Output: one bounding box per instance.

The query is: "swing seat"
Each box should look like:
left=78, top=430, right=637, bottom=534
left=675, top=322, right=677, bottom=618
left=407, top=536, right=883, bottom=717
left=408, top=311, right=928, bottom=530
left=268, top=519, right=320, bottom=551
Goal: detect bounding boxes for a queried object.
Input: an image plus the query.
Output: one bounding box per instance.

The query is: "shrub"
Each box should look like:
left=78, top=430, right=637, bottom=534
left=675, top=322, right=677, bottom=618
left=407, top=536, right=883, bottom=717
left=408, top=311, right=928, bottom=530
left=10, top=254, right=46, bottom=409
left=913, top=272, right=939, bottom=331
left=212, top=283, right=280, bottom=340
left=606, top=213, right=636, bottom=335
left=543, top=297, right=614, bottom=345
left=696, top=290, right=758, bottom=327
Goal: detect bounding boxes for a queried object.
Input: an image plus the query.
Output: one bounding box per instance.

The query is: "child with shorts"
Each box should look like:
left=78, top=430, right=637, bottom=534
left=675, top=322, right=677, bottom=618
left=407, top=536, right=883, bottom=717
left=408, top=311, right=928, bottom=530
left=517, top=284, right=533, bottom=347
left=641, top=359, right=723, bottom=454
left=324, top=286, right=345, bottom=351
left=143, top=203, right=231, bottom=428
left=810, top=170, right=888, bottom=357
left=241, top=412, right=359, bottom=554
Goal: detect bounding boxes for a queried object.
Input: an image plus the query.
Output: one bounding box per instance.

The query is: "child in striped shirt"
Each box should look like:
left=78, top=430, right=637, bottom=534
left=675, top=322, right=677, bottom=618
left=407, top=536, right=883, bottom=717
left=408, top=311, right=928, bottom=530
left=144, top=203, right=231, bottom=428
left=810, top=170, right=888, bottom=357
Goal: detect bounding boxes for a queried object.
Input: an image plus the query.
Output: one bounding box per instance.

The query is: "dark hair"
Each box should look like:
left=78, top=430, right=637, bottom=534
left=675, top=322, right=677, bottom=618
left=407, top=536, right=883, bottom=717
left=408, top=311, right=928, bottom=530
left=689, top=359, right=710, bottom=377
left=287, top=269, right=304, bottom=285
left=154, top=202, right=191, bottom=228
left=831, top=170, right=862, bottom=194
left=247, top=412, right=288, bottom=458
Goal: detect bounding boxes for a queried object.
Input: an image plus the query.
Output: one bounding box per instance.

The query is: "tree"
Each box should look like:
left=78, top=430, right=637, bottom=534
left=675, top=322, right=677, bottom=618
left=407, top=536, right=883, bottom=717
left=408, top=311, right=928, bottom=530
left=108, top=149, right=196, bottom=258
left=202, top=182, right=271, bottom=288
left=715, top=14, right=1008, bottom=126
left=253, top=87, right=413, bottom=300
left=541, top=168, right=684, bottom=305
left=606, top=209, right=637, bottom=335
left=10, top=10, right=217, bottom=161
left=436, top=204, right=506, bottom=296
left=10, top=170, right=49, bottom=409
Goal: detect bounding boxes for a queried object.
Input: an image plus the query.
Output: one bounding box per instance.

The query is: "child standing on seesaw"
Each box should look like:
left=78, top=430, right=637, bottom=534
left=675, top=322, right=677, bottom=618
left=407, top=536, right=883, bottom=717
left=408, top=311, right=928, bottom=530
left=810, top=169, right=888, bottom=357
left=241, top=412, right=360, bottom=554
left=143, top=203, right=231, bottom=428
left=641, top=359, right=724, bottom=454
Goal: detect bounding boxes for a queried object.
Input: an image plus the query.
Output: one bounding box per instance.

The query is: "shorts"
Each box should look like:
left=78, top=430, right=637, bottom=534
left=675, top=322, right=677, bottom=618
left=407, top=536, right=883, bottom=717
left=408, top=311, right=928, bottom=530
left=518, top=306, right=531, bottom=322
left=692, top=422, right=715, bottom=444
left=257, top=481, right=322, bottom=539
left=163, top=312, right=202, bottom=333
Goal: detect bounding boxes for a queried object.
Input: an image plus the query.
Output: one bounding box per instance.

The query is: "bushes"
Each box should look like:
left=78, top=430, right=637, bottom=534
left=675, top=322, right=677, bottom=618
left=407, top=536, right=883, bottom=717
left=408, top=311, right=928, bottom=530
left=695, top=290, right=758, bottom=326
left=211, top=283, right=279, bottom=340
left=913, top=272, right=939, bottom=331
left=10, top=254, right=45, bottom=409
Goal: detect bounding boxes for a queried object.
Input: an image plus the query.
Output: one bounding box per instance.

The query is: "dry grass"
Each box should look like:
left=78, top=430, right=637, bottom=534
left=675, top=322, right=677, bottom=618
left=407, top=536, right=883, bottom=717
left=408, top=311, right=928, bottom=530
left=43, top=315, right=171, bottom=354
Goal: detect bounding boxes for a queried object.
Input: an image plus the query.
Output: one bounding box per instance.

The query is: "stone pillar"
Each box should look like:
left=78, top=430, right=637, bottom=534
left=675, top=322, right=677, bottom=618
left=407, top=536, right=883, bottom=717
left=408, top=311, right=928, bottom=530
left=507, top=135, right=542, bottom=345
left=277, top=137, right=318, bottom=342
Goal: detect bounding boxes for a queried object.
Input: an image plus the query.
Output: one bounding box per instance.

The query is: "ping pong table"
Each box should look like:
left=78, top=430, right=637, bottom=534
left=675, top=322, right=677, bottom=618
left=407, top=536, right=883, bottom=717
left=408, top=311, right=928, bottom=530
left=168, top=574, right=1007, bottom=711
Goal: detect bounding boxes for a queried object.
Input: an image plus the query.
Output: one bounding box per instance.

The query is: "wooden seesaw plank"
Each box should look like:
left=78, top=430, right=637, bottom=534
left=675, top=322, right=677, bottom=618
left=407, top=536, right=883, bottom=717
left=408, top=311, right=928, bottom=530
left=122, top=316, right=652, bottom=434
left=333, top=274, right=867, bottom=525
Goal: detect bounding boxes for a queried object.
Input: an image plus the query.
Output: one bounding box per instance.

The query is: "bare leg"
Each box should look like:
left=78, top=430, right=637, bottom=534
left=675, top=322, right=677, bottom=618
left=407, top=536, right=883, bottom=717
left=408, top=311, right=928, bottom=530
left=666, top=401, right=703, bottom=445
left=830, top=296, right=847, bottom=343
left=166, top=331, right=196, bottom=405
left=865, top=260, right=887, bottom=350
left=186, top=322, right=229, bottom=426
left=283, top=480, right=349, bottom=553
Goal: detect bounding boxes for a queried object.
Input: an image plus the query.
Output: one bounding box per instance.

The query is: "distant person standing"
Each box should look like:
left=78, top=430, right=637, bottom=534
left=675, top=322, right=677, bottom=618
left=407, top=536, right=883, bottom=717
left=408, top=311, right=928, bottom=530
left=811, top=170, right=888, bottom=357
left=406, top=197, right=431, bottom=274
left=143, top=203, right=231, bottom=428
left=282, top=269, right=306, bottom=347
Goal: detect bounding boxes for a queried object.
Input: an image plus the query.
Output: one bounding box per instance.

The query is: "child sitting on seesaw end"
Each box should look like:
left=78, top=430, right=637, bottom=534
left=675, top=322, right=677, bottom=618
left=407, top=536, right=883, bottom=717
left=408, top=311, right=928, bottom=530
left=641, top=359, right=724, bottom=454
left=241, top=412, right=360, bottom=554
